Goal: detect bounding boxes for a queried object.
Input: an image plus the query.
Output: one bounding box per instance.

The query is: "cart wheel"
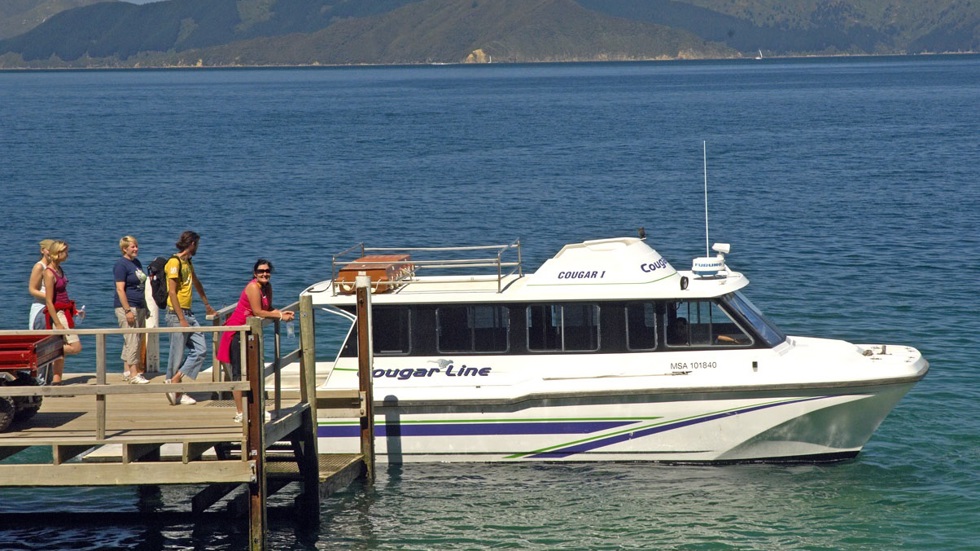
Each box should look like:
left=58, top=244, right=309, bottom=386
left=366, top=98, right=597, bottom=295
left=0, top=397, right=14, bottom=432
left=14, top=402, right=41, bottom=422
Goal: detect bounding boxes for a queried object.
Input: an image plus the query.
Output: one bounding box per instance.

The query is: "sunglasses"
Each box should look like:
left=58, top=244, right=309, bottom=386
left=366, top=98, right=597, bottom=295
left=255, top=269, right=272, bottom=274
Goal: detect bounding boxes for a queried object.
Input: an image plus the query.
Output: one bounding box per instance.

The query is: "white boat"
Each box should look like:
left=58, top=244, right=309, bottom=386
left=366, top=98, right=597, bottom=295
left=301, top=237, right=928, bottom=463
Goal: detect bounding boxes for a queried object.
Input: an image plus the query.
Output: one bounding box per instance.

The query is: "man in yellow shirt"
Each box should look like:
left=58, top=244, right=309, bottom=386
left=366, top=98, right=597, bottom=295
left=164, top=231, right=216, bottom=405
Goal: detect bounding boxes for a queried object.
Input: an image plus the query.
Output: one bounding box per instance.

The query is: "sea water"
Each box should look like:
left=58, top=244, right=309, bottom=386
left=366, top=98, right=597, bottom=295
left=0, top=55, right=978, bottom=549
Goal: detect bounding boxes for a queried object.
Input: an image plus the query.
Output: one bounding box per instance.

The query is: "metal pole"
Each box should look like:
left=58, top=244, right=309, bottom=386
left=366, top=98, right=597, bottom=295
left=355, top=273, right=375, bottom=482
left=210, top=314, right=221, bottom=383
left=273, top=319, right=281, bottom=415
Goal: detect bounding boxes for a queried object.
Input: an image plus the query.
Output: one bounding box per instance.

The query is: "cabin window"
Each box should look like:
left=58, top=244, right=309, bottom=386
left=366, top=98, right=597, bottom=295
left=723, top=292, right=786, bottom=347
left=665, top=300, right=752, bottom=348
left=437, top=305, right=510, bottom=353
left=527, top=303, right=600, bottom=352
left=626, top=303, right=658, bottom=350
left=373, top=307, right=411, bottom=355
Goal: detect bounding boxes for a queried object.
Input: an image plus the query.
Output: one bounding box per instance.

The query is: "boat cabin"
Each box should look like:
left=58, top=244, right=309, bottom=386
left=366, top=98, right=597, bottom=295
left=311, top=238, right=787, bottom=360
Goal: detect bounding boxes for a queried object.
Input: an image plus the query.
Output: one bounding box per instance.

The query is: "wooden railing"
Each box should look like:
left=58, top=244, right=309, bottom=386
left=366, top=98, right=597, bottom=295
left=0, top=296, right=337, bottom=551
left=210, top=299, right=303, bottom=415
left=0, top=295, right=311, bottom=442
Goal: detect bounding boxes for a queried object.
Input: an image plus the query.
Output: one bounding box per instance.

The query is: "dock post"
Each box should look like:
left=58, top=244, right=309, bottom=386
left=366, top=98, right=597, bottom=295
left=95, top=333, right=107, bottom=441
left=245, top=321, right=267, bottom=551
left=295, top=294, right=321, bottom=524
left=355, top=273, right=376, bottom=482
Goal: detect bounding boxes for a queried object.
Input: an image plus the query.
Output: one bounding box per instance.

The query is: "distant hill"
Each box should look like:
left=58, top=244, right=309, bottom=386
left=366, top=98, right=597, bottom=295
left=582, top=0, right=980, bottom=55
left=0, top=0, right=419, bottom=62
left=0, top=0, right=107, bottom=40
left=0, top=0, right=976, bottom=68
left=183, top=0, right=732, bottom=66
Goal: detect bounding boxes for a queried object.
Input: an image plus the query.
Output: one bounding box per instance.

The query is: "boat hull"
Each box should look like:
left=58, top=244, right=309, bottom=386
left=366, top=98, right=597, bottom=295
left=315, top=380, right=917, bottom=463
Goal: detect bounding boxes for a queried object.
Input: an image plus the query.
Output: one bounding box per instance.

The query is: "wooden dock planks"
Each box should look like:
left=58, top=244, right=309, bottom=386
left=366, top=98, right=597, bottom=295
left=0, top=375, right=365, bottom=484
left=0, top=295, right=372, bottom=549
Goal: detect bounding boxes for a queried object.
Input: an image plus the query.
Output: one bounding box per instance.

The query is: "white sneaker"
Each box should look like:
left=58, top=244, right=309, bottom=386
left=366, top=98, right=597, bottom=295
left=122, top=372, right=132, bottom=383
left=164, top=380, right=176, bottom=405
left=179, top=394, right=197, bottom=405
left=129, top=374, right=150, bottom=384
left=233, top=412, right=243, bottom=423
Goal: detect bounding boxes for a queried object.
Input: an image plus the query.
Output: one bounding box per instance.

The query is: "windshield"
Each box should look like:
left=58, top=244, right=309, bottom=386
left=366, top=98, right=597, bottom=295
left=722, top=292, right=787, bottom=347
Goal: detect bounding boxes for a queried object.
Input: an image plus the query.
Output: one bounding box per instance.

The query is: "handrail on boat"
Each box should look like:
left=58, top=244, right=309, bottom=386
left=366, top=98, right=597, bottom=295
left=330, top=239, right=522, bottom=295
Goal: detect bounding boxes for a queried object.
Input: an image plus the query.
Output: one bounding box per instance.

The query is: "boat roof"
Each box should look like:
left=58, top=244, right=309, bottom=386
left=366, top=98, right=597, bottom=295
left=303, top=237, right=749, bottom=306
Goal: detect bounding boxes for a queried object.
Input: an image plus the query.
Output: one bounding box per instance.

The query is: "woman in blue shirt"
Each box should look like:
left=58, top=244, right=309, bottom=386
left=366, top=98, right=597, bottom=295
left=114, top=236, right=149, bottom=384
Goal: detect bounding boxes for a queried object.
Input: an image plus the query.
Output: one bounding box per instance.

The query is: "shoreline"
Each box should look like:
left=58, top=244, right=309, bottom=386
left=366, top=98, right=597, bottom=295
left=0, top=51, right=976, bottom=72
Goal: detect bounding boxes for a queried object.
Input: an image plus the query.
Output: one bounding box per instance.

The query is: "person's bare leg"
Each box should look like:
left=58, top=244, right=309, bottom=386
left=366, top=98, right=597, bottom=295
left=52, top=357, right=64, bottom=384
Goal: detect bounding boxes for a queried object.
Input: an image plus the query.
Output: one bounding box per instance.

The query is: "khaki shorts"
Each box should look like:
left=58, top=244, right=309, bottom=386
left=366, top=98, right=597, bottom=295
left=114, top=307, right=147, bottom=364
left=56, top=310, right=80, bottom=345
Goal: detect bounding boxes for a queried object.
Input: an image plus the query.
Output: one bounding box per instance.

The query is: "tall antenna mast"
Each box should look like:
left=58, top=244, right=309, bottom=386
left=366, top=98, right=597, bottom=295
left=703, top=140, right=709, bottom=256
left=692, top=141, right=730, bottom=279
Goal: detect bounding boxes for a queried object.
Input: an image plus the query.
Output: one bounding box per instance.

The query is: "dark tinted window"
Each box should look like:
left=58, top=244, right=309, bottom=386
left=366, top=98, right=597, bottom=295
left=374, top=307, right=411, bottom=355
left=626, top=303, right=657, bottom=350
left=527, top=303, right=599, bottom=352
left=437, top=305, right=510, bottom=353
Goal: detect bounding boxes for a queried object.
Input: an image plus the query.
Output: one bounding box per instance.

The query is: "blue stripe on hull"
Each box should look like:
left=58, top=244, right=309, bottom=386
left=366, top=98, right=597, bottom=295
left=318, top=420, right=636, bottom=438
left=528, top=396, right=828, bottom=458
left=317, top=396, right=831, bottom=458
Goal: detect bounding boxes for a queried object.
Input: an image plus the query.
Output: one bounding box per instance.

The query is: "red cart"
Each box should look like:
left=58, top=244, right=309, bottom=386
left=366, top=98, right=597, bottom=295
left=0, top=335, right=63, bottom=431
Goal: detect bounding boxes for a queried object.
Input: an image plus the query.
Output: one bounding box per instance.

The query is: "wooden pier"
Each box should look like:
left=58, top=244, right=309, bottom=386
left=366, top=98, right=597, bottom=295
left=0, top=293, right=375, bottom=550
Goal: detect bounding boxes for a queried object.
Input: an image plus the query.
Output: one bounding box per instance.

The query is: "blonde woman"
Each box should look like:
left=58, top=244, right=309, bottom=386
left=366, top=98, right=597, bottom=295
left=43, top=240, right=83, bottom=384
left=28, top=239, right=54, bottom=329
left=114, top=236, right=149, bottom=384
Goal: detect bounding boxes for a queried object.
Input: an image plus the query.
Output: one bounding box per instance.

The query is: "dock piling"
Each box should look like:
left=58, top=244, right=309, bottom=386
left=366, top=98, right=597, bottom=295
left=295, top=294, right=321, bottom=525
left=355, top=274, right=376, bottom=482
left=246, top=317, right=268, bottom=550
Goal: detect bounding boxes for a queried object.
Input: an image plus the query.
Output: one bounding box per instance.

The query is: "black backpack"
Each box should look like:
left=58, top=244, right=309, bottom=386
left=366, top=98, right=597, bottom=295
left=147, top=256, right=181, bottom=309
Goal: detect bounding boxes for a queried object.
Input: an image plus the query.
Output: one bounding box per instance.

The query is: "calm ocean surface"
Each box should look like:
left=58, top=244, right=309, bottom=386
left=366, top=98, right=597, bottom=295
left=1, top=55, right=978, bottom=549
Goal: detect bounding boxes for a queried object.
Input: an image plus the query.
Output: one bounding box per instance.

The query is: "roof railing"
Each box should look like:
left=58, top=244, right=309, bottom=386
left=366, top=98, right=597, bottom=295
left=330, top=239, right=522, bottom=295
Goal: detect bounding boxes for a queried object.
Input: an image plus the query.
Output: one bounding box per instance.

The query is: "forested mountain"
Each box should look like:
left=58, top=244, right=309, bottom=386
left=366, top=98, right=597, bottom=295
left=0, top=0, right=419, bottom=61
left=583, top=0, right=979, bottom=55
left=0, top=0, right=106, bottom=40
left=191, top=0, right=732, bottom=66
left=0, top=0, right=976, bottom=68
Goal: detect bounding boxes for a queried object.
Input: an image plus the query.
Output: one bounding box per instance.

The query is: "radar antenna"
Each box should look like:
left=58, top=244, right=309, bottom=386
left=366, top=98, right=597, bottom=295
left=703, top=140, right=710, bottom=256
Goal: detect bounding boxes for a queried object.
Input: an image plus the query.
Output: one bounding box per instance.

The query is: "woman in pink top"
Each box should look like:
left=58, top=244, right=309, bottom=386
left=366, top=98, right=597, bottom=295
left=217, top=259, right=294, bottom=423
